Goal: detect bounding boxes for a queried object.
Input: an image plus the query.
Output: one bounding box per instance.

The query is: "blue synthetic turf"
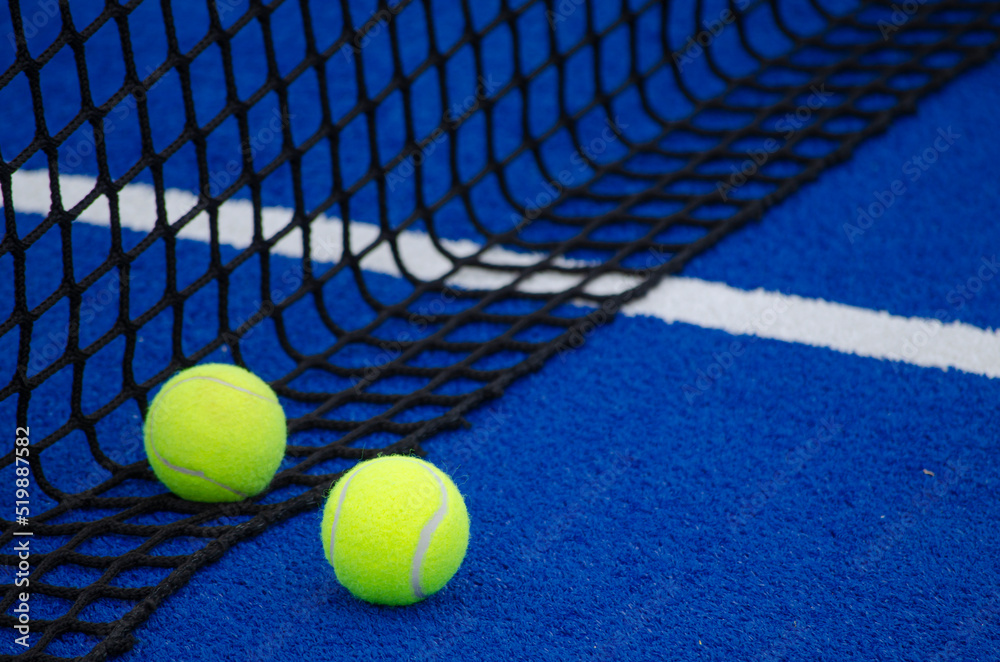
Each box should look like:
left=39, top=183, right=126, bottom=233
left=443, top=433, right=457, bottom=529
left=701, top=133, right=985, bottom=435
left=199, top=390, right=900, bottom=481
left=109, top=317, right=1000, bottom=662
left=683, top=57, right=1000, bottom=332
left=3, top=0, right=1000, bottom=659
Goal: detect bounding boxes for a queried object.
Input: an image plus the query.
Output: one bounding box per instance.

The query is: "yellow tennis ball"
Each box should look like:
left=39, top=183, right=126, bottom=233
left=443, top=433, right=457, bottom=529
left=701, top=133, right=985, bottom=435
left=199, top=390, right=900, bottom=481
left=143, top=363, right=287, bottom=502
left=321, top=456, right=470, bottom=606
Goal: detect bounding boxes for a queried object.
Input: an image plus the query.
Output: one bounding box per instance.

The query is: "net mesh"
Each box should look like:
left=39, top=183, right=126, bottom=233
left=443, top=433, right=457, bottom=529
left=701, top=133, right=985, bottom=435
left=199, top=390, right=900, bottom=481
left=1, top=0, right=999, bottom=659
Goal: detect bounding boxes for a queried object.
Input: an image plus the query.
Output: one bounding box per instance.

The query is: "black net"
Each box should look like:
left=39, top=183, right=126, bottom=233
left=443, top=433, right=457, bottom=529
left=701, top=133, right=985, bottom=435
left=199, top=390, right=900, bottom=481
left=1, top=0, right=999, bottom=659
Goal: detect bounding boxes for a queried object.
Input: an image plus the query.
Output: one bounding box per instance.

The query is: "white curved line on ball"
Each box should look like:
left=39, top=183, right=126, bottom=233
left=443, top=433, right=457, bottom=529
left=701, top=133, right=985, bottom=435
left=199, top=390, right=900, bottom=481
left=328, top=463, right=379, bottom=563
left=148, top=374, right=279, bottom=498
left=407, top=459, right=449, bottom=600
left=329, top=459, right=450, bottom=601
left=156, top=375, right=279, bottom=404
left=147, top=441, right=249, bottom=498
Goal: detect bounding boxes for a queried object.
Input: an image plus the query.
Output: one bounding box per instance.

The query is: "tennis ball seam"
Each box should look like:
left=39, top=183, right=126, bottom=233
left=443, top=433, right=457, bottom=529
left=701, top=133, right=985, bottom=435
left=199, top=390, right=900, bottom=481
left=148, top=375, right=281, bottom=499
left=154, top=375, right=279, bottom=405
left=328, top=457, right=450, bottom=601
left=146, top=441, right=250, bottom=499
left=409, top=460, right=448, bottom=600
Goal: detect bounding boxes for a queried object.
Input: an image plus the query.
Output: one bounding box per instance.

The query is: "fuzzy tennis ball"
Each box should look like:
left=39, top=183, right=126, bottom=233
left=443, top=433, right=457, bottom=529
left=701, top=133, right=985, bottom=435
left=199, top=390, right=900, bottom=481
left=321, top=456, right=470, bottom=606
left=143, top=363, right=286, bottom=502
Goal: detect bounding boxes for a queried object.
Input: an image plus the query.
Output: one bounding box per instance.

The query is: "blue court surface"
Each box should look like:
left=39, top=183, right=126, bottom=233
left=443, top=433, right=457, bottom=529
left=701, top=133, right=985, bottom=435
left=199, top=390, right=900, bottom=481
left=3, top=1, right=1000, bottom=660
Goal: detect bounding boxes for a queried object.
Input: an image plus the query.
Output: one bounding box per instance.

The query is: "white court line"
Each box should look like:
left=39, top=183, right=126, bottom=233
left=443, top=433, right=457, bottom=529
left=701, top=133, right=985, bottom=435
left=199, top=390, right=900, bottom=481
left=5, top=170, right=999, bottom=378
left=4, top=170, right=619, bottom=295
left=622, top=279, right=1000, bottom=379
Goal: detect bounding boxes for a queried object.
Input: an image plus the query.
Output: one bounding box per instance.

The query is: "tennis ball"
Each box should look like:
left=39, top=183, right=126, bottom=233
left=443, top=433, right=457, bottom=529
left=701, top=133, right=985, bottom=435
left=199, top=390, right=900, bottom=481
left=321, top=456, right=470, bottom=606
left=144, top=363, right=287, bottom=502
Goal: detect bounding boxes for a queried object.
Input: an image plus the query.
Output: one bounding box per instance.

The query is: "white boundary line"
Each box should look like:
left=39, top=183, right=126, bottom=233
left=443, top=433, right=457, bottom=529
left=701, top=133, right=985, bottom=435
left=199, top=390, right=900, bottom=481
left=623, top=279, right=1000, bottom=378
left=5, top=170, right=999, bottom=378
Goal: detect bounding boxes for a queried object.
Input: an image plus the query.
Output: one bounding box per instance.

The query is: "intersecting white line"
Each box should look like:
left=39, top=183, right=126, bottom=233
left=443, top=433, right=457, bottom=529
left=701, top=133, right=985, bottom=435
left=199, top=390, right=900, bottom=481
left=6, top=170, right=999, bottom=378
